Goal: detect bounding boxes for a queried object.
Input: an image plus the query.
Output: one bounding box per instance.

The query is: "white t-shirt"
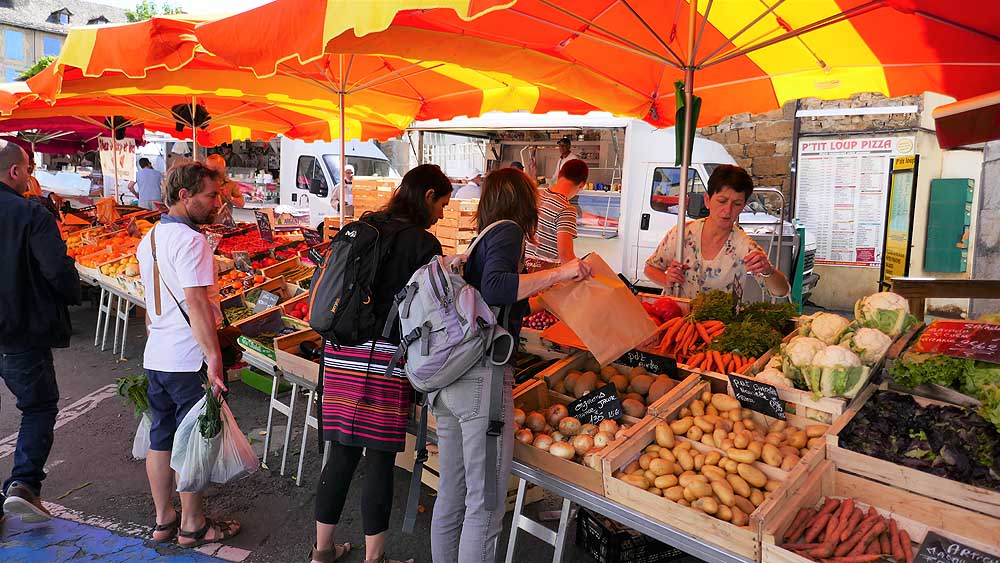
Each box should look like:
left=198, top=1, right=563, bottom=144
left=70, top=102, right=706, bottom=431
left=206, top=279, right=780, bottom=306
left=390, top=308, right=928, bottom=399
left=138, top=221, right=222, bottom=372
left=551, top=151, right=580, bottom=184
left=453, top=183, right=481, bottom=199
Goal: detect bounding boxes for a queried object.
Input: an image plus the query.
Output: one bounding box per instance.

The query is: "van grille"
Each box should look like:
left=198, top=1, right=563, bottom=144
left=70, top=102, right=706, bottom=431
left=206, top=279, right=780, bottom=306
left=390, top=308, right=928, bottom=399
left=803, top=250, right=815, bottom=273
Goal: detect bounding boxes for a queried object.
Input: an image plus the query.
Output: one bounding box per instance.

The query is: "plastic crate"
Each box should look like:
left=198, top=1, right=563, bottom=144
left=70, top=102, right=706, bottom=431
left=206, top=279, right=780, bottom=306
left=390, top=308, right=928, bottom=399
left=575, top=508, right=687, bottom=563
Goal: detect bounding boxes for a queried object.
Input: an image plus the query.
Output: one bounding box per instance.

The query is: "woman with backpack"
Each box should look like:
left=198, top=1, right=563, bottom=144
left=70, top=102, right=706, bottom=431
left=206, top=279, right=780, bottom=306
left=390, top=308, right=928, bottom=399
left=430, top=168, right=592, bottom=563
left=310, top=164, right=452, bottom=563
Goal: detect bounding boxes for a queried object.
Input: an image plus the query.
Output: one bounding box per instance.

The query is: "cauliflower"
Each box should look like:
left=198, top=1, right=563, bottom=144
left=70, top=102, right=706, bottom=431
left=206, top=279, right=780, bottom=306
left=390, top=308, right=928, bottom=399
left=854, top=292, right=917, bottom=337
left=799, top=312, right=852, bottom=345
left=780, top=336, right=827, bottom=388
left=756, top=367, right=794, bottom=389
left=764, top=355, right=783, bottom=371
left=806, top=345, right=870, bottom=399
left=840, top=326, right=892, bottom=366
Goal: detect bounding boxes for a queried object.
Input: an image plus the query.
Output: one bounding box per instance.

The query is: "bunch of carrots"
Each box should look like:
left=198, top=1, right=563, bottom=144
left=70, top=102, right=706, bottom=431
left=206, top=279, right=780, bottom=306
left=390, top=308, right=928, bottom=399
left=780, top=497, right=913, bottom=563
left=652, top=316, right=756, bottom=372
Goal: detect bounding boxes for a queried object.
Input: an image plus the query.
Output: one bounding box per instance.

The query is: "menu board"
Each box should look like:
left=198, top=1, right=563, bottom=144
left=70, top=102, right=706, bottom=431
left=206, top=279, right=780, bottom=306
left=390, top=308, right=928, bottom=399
left=912, top=320, right=1000, bottom=364
left=795, top=137, right=915, bottom=268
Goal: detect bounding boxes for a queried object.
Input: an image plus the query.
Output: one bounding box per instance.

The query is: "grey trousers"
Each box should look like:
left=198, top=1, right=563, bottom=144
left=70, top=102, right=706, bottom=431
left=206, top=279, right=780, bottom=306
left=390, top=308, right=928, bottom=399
left=430, top=365, right=514, bottom=563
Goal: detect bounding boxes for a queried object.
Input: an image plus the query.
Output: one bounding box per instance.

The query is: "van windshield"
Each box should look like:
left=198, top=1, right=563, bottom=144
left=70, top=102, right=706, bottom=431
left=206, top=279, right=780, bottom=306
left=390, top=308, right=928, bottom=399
left=322, top=155, right=392, bottom=185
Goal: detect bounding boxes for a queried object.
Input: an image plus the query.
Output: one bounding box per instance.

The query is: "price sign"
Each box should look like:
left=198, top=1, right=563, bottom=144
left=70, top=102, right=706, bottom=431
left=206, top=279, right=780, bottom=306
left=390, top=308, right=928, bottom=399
left=728, top=374, right=785, bottom=420
left=912, top=321, right=1000, bottom=364
left=302, top=228, right=323, bottom=247
left=567, top=383, right=623, bottom=425
left=615, top=349, right=679, bottom=378
left=255, top=210, right=274, bottom=243
left=253, top=290, right=280, bottom=313
left=915, top=531, right=999, bottom=563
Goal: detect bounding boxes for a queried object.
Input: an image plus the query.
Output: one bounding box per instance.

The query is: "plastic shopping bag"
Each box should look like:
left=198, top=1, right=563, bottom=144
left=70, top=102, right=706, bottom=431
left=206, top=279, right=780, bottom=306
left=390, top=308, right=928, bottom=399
left=170, top=396, right=221, bottom=493
left=210, top=401, right=259, bottom=484
left=131, top=413, right=152, bottom=460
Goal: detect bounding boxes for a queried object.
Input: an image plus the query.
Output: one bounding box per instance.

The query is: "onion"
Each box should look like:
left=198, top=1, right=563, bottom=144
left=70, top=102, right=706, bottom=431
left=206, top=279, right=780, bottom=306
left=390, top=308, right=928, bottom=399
left=543, top=424, right=555, bottom=435
left=598, top=419, right=620, bottom=435
left=546, top=404, right=569, bottom=427
left=551, top=431, right=566, bottom=443
left=558, top=416, right=582, bottom=436
left=549, top=441, right=576, bottom=459
left=579, top=423, right=599, bottom=437
left=515, top=429, right=534, bottom=444
left=525, top=412, right=546, bottom=432
left=532, top=433, right=554, bottom=451
left=593, top=431, right=614, bottom=449
left=514, top=408, right=526, bottom=426
left=572, top=434, right=595, bottom=456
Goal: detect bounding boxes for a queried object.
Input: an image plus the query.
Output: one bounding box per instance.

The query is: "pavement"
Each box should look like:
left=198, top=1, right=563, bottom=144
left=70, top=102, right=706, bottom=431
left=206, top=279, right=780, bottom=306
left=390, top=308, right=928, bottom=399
left=0, top=301, right=683, bottom=563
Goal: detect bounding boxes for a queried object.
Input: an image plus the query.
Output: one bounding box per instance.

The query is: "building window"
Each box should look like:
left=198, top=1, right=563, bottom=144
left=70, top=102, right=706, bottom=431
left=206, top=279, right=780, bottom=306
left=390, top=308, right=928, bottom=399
left=5, top=67, right=20, bottom=81
left=50, top=9, right=72, bottom=25
left=4, top=29, right=24, bottom=60
left=43, top=37, right=62, bottom=58
left=87, top=16, right=109, bottom=25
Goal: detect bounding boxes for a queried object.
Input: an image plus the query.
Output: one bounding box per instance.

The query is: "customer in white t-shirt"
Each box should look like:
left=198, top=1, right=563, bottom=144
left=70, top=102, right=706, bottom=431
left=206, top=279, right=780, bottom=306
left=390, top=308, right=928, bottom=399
left=136, top=162, right=241, bottom=548
left=128, top=158, right=163, bottom=210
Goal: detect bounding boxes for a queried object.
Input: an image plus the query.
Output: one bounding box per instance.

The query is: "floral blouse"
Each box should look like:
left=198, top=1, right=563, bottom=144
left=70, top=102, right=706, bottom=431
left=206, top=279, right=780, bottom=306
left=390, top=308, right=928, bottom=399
left=646, top=218, right=765, bottom=299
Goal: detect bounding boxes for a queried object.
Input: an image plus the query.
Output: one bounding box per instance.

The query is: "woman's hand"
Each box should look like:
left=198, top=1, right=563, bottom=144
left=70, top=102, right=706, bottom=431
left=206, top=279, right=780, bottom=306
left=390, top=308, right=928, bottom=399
left=664, top=261, right=688, bottom=286
left=743, top=250, right=774, bottom=276
left=558, top=258, right=593, bottom=283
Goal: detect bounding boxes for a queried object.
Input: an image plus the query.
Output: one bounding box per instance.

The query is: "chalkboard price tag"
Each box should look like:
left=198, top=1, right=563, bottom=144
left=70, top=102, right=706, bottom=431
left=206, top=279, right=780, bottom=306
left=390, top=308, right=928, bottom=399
left=253, top=290, right=280, bottom=313
left=915, top=531, right=998, bottom=563
left=615, top=349, right=679, bottom=378
left=728, top=374, right=785, bottom=420
left=255, top=210, right=274, bottom=243
left=567, top=383, right=623, bottom=425
left=302, top=228, right=323, bottom=247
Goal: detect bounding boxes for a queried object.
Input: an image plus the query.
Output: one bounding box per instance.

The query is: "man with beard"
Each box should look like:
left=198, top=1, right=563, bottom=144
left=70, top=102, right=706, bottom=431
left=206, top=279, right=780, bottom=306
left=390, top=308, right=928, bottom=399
left=136, top=162, right=241, bottom=547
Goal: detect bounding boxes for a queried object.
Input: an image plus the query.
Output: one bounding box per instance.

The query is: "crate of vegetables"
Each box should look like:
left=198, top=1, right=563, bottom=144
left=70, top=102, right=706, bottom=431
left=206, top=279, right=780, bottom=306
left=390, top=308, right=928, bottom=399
left=275, top=329, right=323, bottom=386
left=520, top=310, right=575, bottom=359
left=232, top=307, right=303, bottom=362
left=826, top=385, right=1000, bottom=518
left=261, top=256, right=315, bottom=289
left=760, top=459, right=999, bottom=563
left=602, top=381, right=828, bottom=561
left=280, top=291, right=311, bottom=326
left=512, top=378, right=652, bottom=495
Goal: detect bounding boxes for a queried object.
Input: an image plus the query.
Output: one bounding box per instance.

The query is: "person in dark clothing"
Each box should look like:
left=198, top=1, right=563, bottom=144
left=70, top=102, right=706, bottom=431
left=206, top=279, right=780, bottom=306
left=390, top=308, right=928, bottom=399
left=0, top=141, right=81, bottom=524
left=429, top=168, right=591, bottom=563
left=312, top=164, right=452, bottom=563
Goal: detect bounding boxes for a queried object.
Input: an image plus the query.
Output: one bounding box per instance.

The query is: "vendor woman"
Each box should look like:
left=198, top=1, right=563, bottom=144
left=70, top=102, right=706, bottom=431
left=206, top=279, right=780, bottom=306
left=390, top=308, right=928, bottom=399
left=644, top=165, right=790, bottom=299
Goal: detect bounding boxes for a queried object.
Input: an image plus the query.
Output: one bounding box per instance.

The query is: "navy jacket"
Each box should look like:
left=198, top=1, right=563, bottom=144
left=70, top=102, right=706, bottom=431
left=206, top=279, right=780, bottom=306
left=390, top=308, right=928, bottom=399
left=0, top=182, right=81, bottom=350
left=463, top=221, right=529, bottom=340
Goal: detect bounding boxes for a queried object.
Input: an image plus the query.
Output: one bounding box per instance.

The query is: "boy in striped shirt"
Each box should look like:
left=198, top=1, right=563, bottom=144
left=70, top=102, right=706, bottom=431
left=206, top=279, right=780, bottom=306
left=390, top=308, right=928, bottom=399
left=525, top=159, right=588, bottom=271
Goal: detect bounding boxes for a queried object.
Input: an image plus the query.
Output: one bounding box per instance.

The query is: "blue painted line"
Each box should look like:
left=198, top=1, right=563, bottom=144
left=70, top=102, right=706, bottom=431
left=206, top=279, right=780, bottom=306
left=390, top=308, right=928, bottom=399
left=0, top=516, right=226, bottom=562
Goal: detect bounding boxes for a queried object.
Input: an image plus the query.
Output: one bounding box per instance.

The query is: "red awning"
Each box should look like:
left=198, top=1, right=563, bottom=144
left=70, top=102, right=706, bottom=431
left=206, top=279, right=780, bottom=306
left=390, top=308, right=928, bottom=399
left=933, top=90, right=1000, bottom=149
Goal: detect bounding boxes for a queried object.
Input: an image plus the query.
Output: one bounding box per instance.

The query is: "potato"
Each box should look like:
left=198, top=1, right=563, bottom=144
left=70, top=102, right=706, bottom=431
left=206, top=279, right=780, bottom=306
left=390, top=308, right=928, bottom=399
left=622, top=399, right=647, bottom=418
left=779, top=445, right=800, bottom=458
left=645, top=444, right=661, bottom=454
left=624, top=460, right=640, bottom=474
left=731, top=506, right=750, bottom=527
left=683, top=486, right=697, bottom=503
left=558, top=416, right=581, bottom=436
left=628, top=366, right=647, bottom=378
left=675, top=441, right=693, bottom=451
left=649, top=458, right=674, bottom=477
left=761, top=443, right=783, bottom=467
left=654, top=474, right=678, bottom=490
left=723, top=459, right=739, bottom=474
left=658, top=448, right=676, bottom=463
left=647, top=376, right=676, bottom=403
left=631, top=469, right=646, bottom=477
left=741, top=408, right=754, bottom=420
left=610, top=374, right=629, bottom=393
left=525, top=412, right=546, bottom=432
left=765, top=479, right=782, bottom=492
left=574, top=372, right=598, bottom=398
left=676, top=450, right=695, bottom=471
left=718, top=419, right=734, bottom=433
left=688, top=480, right=713, bottom=499
left=706, top=405, right=719, bottom=417
left=678, top=472, right=706, bottom=487
left=733, top=421, right=746, bottom=433
left=644, top=470, right=657, bottom=483
left=711, top=394, right=741, bottom=412
left=743, top=419, right=757, bottom=431
left=808, top=437, right=825, bottom=449
left=676, top=499, right=690, bottom=507
left=700, top=433, right=716, bottom=448
left=680, top=407, right=692, bottom=418
left=712, top=480, right=736, bottom=507
left=564, top=371, right=581, bottom=394
left=726, top=448, right=757, bottom=464
left=639, top=453, right=653, bottom=470
left=621, top=474, right=650, bottom=489
left=670, top=417, right=694, bottom=435
left=647, top=487, right=662, bottom=497
left=733, top=432, right=750, bottom=449
left=546, top=404, right=569, bottom=427
left=786, top=430, right=808, bottom=449
left=737, top=463, right=768, bottom=488
left=701, top=390, right=713, bottom=404
left=709, top=428, right=726, bottom=448
left=805, top=424, right=827, bottom=438
left=664, top=486, right=685, bottom=501
left=726, top=474, right=751, bottom=498
left=694, top=416, right=715, bottom=433
left=716, top=504, right=734, bottom=522
left=692, top=497, right=719, bottom=515
left=704, top=451, right=722, bottom=466
left=769, top=420, right=787, bottom=434
left=701, top=465, right=727, bottom=482
left=654, top=422, right=675, bottom=448
left=686, top=426, right=704, bottom=441
left=690, top=399, right=705, bottom=417
left=733, top=496, right=755, bottom=516
left=748, top=441, right=764, bottom=459
left=765, top=432, right=784, bottom=446
left=780, top=454, right=800, bottom=471
left=600, top=366, right=619, bottom=382
left=693, top=453, right=705, bottom=471
left=720, top=438, right=735, bottom=450
left=629, top=374, right=655, bottom=396
left=750, top=488, right=765, bottom=507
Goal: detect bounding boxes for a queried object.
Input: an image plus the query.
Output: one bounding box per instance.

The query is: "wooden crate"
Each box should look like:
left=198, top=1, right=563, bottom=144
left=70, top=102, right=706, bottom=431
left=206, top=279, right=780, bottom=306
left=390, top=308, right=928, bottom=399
left=274, top=329, right=322, bottom=385
left=518, top=328, right=577, bottom=360
left=232, top=306, right=302, bottom=363
left=602, top=381, right=827, bottom=562
left=760, top=460, right=999, bottom=563
left=825, top=385, right=1000, bottom=518
left=512, top=379, right=653, bottom=496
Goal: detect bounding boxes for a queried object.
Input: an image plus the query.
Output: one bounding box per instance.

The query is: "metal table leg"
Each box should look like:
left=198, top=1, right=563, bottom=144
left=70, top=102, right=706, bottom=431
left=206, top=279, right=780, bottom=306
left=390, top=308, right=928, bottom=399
left=262, top=371, right=281, bottom=468
left=295, top=389, right=318, bottom=485
left=94, top=286, right=108, bottom=346
left=112, top=294, right=124, bottom=354
left=119, top=300, right=133, bottom=360
left=504, top=478, right=572, bottom=563
left=279, top=382, right=299, bottom=476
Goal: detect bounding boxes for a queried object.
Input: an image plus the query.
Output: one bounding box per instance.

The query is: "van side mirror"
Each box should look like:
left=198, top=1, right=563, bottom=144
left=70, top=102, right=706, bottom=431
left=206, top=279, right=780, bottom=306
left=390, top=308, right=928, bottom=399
left=309, top=178, right=327, bottom=196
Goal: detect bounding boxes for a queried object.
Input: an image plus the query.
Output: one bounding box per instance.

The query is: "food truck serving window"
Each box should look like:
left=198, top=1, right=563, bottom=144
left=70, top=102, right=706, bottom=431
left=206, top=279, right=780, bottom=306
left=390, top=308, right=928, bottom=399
left=296, top=156, right=328, bottom=196
left=322, top=155, right=392, bottom=184
left=650, top=166, right=710, bottom=217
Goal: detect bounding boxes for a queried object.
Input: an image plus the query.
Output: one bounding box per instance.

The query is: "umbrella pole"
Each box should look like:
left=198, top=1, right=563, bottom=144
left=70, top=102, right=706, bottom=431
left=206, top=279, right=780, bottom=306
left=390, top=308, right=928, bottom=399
left=339, top=55, right=346, bottom=229
left=112, top=130, right=120, bottom=201
left=674, top=0, right=698, bottom=296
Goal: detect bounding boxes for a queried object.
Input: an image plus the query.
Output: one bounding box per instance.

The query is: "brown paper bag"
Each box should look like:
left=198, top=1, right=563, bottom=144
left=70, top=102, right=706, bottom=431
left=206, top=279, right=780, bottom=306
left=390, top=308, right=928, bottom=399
left=538, top=253, right=658, bottom=365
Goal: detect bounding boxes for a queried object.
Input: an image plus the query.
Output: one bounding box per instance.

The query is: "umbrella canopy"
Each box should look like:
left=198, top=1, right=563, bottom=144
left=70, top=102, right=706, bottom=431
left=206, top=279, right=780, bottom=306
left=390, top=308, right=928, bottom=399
left=0, top=116, right=145, bottom=154
left=933, top=90, right=1000, bottom=149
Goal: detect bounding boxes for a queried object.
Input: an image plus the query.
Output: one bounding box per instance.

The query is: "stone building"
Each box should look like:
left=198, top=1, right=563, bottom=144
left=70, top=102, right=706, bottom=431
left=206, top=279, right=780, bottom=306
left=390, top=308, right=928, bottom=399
left=0, top=0, right=126, bottom=81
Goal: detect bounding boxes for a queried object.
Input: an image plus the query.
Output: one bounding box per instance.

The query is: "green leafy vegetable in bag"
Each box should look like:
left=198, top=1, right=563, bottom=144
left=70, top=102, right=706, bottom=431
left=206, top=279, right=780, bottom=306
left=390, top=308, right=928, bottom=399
left=115, top=373, right=150, bottom=418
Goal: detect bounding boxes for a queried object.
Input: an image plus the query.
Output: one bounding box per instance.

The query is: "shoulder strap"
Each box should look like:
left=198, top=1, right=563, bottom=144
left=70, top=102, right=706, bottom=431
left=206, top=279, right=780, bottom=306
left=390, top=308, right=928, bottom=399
left=462, top=219, right=520, bottom=259
left=151, top=225, right=191, bottom=326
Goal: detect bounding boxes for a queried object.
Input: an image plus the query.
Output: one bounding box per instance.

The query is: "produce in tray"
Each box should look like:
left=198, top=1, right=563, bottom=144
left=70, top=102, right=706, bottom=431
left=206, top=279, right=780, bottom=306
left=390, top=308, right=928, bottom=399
left=248, top=327, right=299, bottom=350
left=251, top=257, right=282, bottom=270
left=218, top=270, right=261, bottom=296
left=553, top=364, right=679, bottom=413
left=223, top=306, right=254, bottom=325
left=279, top=264, right=315, bottom=285
left=513, top=407, right=634, bottom=469
left=285, top=300, right=310, bottom=321
left=274, top=242, right=310, bottom=261
left=642, top=297, right=684, bottom=325
left=854, top=291, right=918, bottom=338
left=778, top=497, right=914, bottom=563
left=523, top=310, right=558, bottom=331
left=512, top=354, right=559, bottom=384
left=839, top=390, right=1000, bottom=492
left=799, top=312, right=853, bottom=345
left=889, top=351, right=1000, bottom=430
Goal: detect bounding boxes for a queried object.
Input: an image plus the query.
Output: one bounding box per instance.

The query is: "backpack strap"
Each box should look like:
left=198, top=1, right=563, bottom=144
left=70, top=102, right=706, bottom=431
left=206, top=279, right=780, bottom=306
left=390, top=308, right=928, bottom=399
left=402, top=397, right=431, bottom=534
left=483, top=305, right=514, bottom=512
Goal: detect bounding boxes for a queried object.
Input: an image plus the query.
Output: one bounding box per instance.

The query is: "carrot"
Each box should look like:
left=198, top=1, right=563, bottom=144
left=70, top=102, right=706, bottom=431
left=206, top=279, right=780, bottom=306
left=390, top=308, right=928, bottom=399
left=879, top=532, right=891, bottom=555
left=781, top=543, right=822, bottom=551
left=701, top=320, right=724, bottom=330
left=840, top=508, right=864, bottom=542
left=804, top=513, right=832, bottom=543
left=687, top=352, right=705, bottom=367
left=867, top=539, right=881, bottom=555
left=849, top=521, right=885, bottom=556
left=821, top=515, right=839, bottom=544
left=827, top=556, right=884, bottom=563
left=808, top=545, right=835, bottom=559
left=838, top=499, right=854, bottom=526
left=712, top=350, right=726, bottom=373
left=695, top=321, right=713, bottom=343
left=867, top=506, right=878, bottom=519
left=890, top=519, right=904, bottom=563
left=900, top=530, right=913, bottom=563
left=836, top=516, right=879, bottom=556
left=661, top=318, right=686, bottom=349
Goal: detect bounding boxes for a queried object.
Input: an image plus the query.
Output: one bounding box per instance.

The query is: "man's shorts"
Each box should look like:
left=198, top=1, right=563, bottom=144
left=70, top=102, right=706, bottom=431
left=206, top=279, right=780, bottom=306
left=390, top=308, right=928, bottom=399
left=145, top=367, right=206, bottom=452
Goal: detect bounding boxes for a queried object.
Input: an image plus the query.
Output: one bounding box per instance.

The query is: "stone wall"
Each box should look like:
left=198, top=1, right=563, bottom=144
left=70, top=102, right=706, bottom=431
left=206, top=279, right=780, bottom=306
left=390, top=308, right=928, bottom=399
left=970, top=140, right=1000, bottom=319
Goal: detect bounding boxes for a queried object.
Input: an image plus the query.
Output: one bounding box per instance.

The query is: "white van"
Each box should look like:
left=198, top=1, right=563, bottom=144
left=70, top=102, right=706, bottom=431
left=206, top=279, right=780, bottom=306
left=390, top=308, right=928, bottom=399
left=279, top=137, right=397, bottom=230
left=410, top=112, right=818, bottom=304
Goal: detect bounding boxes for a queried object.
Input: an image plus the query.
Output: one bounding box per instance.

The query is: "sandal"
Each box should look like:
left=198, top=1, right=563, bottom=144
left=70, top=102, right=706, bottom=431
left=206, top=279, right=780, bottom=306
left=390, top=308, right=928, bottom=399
left=364, top=554, right=414, bottom=563
left=152, top=509, right=180, bottom=542
left=178, top=517, right=241, bottom=548
left=310, top=543, right=351, bottom=563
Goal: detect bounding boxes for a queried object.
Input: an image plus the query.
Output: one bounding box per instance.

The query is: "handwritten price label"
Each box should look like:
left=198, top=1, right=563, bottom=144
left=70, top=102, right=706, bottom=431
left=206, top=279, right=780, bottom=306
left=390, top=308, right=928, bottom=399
left=915, top=531, right=999, bottom=563
left=567, top=383, right=624, bottom=425
left=728, top=374, right=785, bottom=420
left=615, top=350, right=678, bottom=378
left=912, top=321, right=1000, bottom=364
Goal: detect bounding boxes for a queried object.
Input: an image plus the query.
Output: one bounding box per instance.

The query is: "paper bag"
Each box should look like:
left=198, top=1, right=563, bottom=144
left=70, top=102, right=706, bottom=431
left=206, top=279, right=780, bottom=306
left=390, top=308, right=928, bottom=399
left=538, top=254, right=658, bottom=365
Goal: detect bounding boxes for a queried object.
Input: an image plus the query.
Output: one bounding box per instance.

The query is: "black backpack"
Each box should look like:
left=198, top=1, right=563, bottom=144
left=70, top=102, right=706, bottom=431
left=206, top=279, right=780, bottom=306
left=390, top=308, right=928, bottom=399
left=308, top=215, right=412, bottom=347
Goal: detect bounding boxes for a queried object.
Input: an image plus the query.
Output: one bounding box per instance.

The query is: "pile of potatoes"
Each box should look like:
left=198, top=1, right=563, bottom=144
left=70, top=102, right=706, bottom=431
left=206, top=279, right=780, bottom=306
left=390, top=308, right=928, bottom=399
left=552, top=364, right=679, bottom=418
left=513, top=404, right=633, bottom=469
left=614, top=390, right=827, bottom=526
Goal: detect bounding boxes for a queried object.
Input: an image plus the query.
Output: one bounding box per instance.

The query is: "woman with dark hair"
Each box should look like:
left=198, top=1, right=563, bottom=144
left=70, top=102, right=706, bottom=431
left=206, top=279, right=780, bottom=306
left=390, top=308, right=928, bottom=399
left=310, top=164, right=452, bottom=563
left=644, top=164, right=789, bottom=299
left=430, top=168, right=591, bottom=563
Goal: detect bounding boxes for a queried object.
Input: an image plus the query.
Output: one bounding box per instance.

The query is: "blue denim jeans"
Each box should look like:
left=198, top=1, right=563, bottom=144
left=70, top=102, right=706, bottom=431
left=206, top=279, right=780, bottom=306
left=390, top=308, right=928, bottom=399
left=1, top=348, right=59, bottom=497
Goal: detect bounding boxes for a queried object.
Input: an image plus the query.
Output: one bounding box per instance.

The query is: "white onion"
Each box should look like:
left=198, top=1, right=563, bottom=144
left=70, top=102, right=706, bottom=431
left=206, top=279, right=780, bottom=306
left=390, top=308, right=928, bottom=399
left=532, top=433, right=554, bottom=451
left=514, top=408, right=526, bottom=426
left=558, top=416, right=581, bottom=436
left=515, top=429, right=534, bottom=444
left=549, top=441, right=576, bottom=459
left=598, top=419, right=620, bottom=435
left=572, top=434, right=595, bottom=456
left=525, top=412, right=546, bottom=432
left=579, top=423, right=599, bottom=437
left=593, top=431, right=614, bottom=449
left=546, top=404, right=569, bottom=427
